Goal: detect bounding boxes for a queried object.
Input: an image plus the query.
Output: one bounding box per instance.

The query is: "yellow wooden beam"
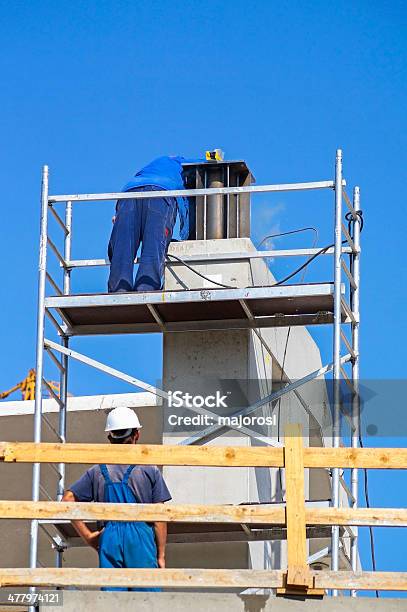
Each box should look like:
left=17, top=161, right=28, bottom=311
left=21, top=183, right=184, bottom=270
left=0, top=568, right=284, bottom=589
left=0, top=501, right=285, bottom=524
left=2, top=501, right=406, bottom=527
left=1, top=568, right=407, bottom=591
left=308, top=507, right=407, bottom=527
left=1, top=442, right=406, bottom=469
left=1, top=501, right=407, bottom=527
left=284, top=424, right=311, bottom=588
left=314, top=571, right=407, bottom=591
left=305, top=447, right=407, bottom=469
left=0, top=442, right=284, bottom=468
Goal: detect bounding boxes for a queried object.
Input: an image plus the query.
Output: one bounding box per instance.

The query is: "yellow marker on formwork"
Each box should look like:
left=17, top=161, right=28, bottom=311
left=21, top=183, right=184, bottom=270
left=205, top=149, right=224, bottom=161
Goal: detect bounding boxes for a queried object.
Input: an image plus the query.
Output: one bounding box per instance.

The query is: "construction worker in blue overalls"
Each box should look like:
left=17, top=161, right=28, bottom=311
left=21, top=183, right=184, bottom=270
left=63, top=407, right=171, bottom=591
left=108, top=155, right=206, bottom=293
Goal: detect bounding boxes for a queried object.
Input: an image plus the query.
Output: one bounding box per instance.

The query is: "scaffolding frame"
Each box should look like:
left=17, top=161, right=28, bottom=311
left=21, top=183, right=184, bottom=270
left=30, top=149, right=362, bottom=594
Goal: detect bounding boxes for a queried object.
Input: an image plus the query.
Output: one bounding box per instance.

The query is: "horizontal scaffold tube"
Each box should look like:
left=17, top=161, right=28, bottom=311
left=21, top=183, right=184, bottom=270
left=48, top=179, right=346, bottom=203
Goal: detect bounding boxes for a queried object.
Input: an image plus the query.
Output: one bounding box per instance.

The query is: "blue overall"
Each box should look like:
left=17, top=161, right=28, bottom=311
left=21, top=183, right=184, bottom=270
left=107, top=186, right=177, bottom=293
left=98, top=464, right=160, bottom=592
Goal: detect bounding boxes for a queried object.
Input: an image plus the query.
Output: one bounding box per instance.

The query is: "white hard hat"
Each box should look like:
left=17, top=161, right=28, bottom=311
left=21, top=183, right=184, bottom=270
left=105, top=407, right=142, bottom=439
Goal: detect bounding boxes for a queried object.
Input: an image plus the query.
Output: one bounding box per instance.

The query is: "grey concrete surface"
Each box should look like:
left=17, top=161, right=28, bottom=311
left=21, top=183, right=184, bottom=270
left=163, top=238, right=335, bottom=572
left=41, top=591, right=407, bottom=612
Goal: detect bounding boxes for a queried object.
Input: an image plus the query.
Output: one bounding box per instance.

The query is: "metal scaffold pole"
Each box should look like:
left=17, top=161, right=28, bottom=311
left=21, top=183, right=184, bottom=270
left=55, top=200, right=72, bottom=567
left=331, top=149, right=343, bottom=593
left=57, top=200, right=72, bottom=496
left=29, top=165, right=49, bottom=574
left=350, top=185, right=361, bottom=594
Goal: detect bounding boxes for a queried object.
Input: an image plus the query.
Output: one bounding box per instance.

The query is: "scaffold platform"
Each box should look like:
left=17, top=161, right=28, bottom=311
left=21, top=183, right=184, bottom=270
left=45, top=282, right=347, bottom=336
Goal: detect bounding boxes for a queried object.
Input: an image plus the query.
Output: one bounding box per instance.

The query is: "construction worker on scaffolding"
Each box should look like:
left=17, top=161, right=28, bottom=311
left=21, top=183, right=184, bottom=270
left=62, top=407, right=171, bottom=591
left=108, top=155, right=205, bottom=293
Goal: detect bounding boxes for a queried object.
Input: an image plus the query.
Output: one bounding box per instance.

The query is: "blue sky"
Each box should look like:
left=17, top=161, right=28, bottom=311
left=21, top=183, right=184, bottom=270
left=0, top=0, right=406, bottom=594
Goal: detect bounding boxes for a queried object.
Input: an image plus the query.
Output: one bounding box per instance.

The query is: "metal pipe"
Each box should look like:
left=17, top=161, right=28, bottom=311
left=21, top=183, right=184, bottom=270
left=29, top=165, right=49, bottom=573
left=236, top=175, right=240, bottom=239
left=46, top=272, right=63, bottom=296
left=226, top=165, right=230, bottom=239
left=65, top=247, right=354, bottom=269
left=49, top=205, right=68, bottom=235
left=47, top=236, right=66, bottom=267
left=63, top=201, right=72, bottom=295
left=48, top=180, right=344, bottom=203
left=203, top=170, right=207, bottom=241
left=206, top=168, right=224, bottom=239
left=56, top=201, right=72, bottom=505
left=57, top=338, right=68, bottom=497
left=331, top=149, right=343, bottom=592
left=350, top=186, right=361, bottom=594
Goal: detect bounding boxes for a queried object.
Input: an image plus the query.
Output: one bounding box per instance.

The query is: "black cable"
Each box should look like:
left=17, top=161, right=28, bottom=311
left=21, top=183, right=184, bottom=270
left=257, top=227, right=319, bottom=250
left=269, top=211, right=363, bottom=287
left=167, top=234, right=331, bottom=292
left=345, top=210, right=377, bottom=595
left=273, top=243, right=335, bottom=286
left=358, top=431, right=379, bottom=597
left=165, top=253, right=236, bottom=289
left=167, top=216, right=363, bottom=292
left=273, top=229, right=319, bottom=497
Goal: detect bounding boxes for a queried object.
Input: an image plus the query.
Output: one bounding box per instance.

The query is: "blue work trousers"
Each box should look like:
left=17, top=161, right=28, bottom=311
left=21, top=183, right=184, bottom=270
left=99, top=522, right=160, bottom=592
left=108, top=186, right=177, bottom=293
left=98, top=465, right=160, bottom=592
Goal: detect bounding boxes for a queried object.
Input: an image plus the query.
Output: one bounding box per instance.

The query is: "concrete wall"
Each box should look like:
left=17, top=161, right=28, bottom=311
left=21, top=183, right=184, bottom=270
left=0, top=393, right=161, bottom=570
left=41, top=591, right=407, bottom=612
left=163, top=238, right=334, bottom=573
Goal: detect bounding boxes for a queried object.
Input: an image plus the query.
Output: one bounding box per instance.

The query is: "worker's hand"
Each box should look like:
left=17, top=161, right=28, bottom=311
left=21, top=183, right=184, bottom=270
left=157, top=554, right=166, bottom=568
left=86, top=529, right=103, bottom=551
left=112, top=215, right=116, bottom=224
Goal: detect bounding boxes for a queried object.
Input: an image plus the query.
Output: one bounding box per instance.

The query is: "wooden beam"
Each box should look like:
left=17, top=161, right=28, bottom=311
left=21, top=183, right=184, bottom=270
left=314, top=571, right=407, bottom=591
left=0, top=568, right=284, bottom=589
left=0, top=501, right=285, bottom=524
left=1, top=442, right=407, bottom=469
left=2, top=501, right=406, bottom=528
left=0, top=442, right=284, bottom=468
left=308, top=507, right=407, bottom=527
left=304, top=447, right=407, bottom=469
left=2, top=568, right=407, bottom=591
left=284, top=424, right=311, bottom=588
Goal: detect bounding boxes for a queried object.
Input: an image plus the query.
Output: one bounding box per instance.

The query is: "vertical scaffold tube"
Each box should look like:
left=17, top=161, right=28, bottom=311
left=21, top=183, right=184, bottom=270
left=29, top=165, right=49, bottom=573
left=56, top=201, right=72, bottom=503
left=55, top=201, right=72, bottom=567
left=331, top=149, right=343, bottom=593
left=350, top=186, right=361, bottom=594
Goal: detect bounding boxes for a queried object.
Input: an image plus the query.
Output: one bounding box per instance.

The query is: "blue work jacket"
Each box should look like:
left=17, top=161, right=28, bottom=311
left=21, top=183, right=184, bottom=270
left=122, top=156, right=205, bottom=240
